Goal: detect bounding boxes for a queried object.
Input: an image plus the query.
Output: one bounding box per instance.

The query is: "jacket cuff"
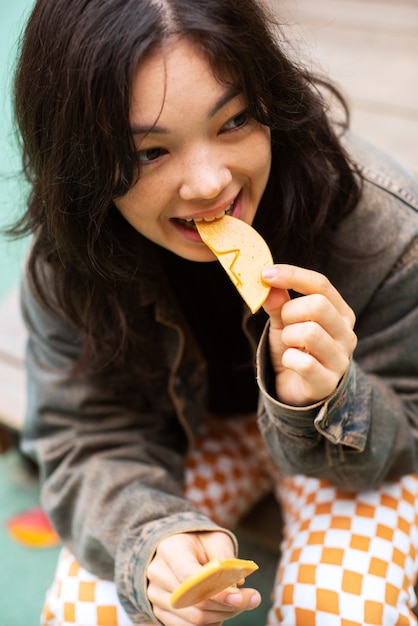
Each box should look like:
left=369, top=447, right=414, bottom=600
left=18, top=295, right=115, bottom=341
left=313, top=361, right=368, bottom=450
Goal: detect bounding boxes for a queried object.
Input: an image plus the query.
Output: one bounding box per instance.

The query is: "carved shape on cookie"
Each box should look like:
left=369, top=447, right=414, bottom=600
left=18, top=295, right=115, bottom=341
left=195, top=215, right=272, bottom=313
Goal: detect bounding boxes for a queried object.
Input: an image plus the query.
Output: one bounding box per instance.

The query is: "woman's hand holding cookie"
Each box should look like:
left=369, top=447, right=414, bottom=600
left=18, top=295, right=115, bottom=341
left=261, top=264, right=357, bottom=407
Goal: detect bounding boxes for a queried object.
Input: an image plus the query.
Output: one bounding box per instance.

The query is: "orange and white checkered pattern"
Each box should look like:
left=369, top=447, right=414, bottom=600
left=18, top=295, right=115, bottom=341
left=40, top=414, right=418, bottom=625
left=41, top=548, right=137, bottom=626
left=184, top=414, right=282, bottom=528
left=270, top=473, right=418, bottom=625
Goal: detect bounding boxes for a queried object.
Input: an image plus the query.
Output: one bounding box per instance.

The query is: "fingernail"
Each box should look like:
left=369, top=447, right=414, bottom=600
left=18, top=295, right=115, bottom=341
left=261, top=266, right=277, bottom=280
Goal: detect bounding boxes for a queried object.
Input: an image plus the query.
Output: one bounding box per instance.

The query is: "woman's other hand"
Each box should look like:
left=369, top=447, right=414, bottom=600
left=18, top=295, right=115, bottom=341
left=261, top=264, right=357, bottom=406
left=146, top=531, right=261, bottom=625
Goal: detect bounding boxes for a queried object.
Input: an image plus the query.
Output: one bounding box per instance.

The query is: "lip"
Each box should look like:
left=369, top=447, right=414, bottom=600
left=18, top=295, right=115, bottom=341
left=170, top=189, right=243, bottom=243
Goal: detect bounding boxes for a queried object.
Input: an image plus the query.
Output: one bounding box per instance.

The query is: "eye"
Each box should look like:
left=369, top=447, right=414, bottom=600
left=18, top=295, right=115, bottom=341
left=136, top=147, right=167, bottom=164
left=221, top=110, right=249, bottom=132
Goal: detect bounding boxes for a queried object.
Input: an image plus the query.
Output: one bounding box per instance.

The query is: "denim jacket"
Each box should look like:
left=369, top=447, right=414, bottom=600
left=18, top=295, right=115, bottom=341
left=20, top=134, right=418, bottom=622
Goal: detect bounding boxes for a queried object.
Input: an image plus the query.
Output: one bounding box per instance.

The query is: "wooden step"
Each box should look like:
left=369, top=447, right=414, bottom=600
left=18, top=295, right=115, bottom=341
left=0, top=287, right=27, bottom=431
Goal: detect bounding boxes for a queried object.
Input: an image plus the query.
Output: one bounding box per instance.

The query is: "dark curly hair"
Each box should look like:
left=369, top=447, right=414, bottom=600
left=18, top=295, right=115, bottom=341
left=10, top=0, right=360, bottom=375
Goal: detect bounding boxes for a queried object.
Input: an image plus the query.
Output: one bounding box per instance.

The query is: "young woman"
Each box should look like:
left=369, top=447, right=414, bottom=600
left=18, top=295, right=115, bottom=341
left=11, top=0, right=418, bottom=624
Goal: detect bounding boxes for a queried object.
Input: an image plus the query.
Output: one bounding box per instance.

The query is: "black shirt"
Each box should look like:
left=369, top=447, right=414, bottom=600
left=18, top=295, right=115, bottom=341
left=161, top=250, right=259, bottom=415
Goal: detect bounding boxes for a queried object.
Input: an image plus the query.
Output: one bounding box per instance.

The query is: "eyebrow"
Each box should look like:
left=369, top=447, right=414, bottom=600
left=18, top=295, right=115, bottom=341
left=130, top=87, right=241, bottom=136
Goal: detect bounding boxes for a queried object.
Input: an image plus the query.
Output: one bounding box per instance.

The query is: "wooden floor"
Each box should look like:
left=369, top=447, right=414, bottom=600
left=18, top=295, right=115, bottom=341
left=1, top=0, right=418, bottom=430
left=268, top=0, right=418, bottom=175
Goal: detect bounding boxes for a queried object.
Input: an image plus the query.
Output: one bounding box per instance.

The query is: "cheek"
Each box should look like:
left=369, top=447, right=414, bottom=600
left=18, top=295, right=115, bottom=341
left=113, top=193, right=133, bottom=222
left=251, top=131, right=272, bottom=185
left=114, top=173, right=151, bottom=212
left=113, top=185, right=146, bottom=226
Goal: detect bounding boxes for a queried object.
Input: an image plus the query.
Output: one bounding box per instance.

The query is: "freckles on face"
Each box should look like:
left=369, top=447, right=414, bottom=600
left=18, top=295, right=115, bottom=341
left=114, top=38, right=272, bottom=262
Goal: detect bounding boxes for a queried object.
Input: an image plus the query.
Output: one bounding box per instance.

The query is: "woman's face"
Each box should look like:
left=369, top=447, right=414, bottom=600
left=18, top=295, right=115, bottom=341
left=114, top=38, right=272, bottom=262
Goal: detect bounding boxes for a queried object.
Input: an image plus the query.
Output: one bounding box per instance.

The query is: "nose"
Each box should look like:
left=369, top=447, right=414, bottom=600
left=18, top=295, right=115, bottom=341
left=178, top=145, right=232, bottom=201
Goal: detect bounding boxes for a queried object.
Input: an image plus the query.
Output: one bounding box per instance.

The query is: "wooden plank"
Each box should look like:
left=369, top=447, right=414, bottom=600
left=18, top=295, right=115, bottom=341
left=0, top=286, right=26, bottom=430
left=270, top=0, right=418, bottom=33
left=267, top=0, right=418, bottom=174
left=0, top=359, right=25, bottom=431
left=0, top=286, right=27, bottom=365
left=270, top=0, right=418, bottom=112
left=294, top=27, right=418, bottom=113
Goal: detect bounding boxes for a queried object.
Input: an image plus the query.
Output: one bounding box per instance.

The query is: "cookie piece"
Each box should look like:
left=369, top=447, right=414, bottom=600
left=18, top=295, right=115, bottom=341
left=195, top=215, right=272, bottom=313
left=170, top=557, right=259, bottom=608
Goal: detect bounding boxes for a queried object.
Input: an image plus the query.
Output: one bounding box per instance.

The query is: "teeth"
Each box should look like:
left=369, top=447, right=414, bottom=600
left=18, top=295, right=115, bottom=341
left=193, top=203, right=233, bottom=223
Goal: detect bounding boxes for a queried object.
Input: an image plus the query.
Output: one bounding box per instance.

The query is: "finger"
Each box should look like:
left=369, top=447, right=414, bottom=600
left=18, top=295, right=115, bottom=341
left=155, top=536, right=204, bottom=571
left=281, top=320, right=355, bottom=371
left=281, top=294, right=357, bottom=343
left=280, top=293, right=358, bottom=370
left=213, top=586, right=261, bottom=611
left=262, top=265, right=355, bottom=327
left=148, top=532, right=245, bottom=626
left=155, top=587, right=260, bottom=626
left=150, top=587, right=244, bottom=626
left=279, top=350, right=341, bottom=403
left=196, top=531, right=237, bottom=561
left=148, top=537, right=209, bottom=611
left=281, top=345, right=342, bottom=388
left=147, top=564, right=182, bottom=612
left=188, top=587, right=260, bottom=619
left=156, top=608, right=228, bottom=626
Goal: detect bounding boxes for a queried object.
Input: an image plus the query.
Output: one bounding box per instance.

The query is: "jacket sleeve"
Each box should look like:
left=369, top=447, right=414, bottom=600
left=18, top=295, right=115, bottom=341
left=20, top=278, right=233, bottom=622
left=256, top=236, right=418, bottom=492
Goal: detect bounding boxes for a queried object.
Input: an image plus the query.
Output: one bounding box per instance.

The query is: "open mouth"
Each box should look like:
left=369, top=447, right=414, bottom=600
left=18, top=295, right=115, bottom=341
left=175, top=200, right=235, bottom=231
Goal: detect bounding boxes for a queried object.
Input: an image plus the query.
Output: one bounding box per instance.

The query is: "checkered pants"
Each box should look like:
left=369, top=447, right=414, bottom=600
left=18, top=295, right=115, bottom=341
left=41, top=415, right=418, bottom=625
